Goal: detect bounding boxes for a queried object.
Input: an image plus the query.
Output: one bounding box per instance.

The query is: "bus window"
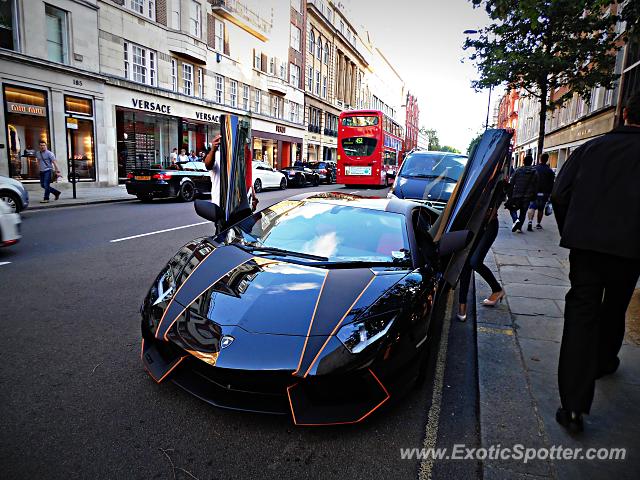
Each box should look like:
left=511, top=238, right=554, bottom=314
left=341, top=115, right=379, bottom=127
left=384, top=150, right=397, bottom=166
left=342, top=136, right=378, bottom=157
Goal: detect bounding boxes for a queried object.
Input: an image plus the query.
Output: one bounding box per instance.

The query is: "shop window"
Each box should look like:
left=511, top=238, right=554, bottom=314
left=183, top=63, right=193, bottom=96
left=0, top=0, right=19, bottom=51
left=65, top=96, right=96, bottom=182
left=124, top=41, right=156, bottom=86
left=45, top=4, right=68, bottom=64
left=4, top=85, right=50, bottom=181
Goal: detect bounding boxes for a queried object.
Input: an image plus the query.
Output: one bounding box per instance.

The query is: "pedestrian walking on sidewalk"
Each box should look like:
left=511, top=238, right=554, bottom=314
left=457, top=185, right=507, bottom=321
left=526, top=153, right=555, bottom=231
left=551, top=91, right=640, bottom=434
left=36, top=141, right=61, bottom=203
left=506, top=155, right=538, bottom=232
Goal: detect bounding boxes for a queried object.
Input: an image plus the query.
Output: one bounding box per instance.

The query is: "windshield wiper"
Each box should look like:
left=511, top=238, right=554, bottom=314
left=403, top=173, right=458, bottom=182
left=234, top=243, right=328, bottom=261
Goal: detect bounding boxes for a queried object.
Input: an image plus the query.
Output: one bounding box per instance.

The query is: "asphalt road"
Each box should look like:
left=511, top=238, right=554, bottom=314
left=0, top=184, right=479, bottom=480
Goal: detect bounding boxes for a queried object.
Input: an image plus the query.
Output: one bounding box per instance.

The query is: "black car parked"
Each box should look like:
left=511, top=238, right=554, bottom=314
left=125, top=161, right=211, bottom=202
left=279, top=165, right=320, bottom=187
left=307, top=161, right=337, bottom=184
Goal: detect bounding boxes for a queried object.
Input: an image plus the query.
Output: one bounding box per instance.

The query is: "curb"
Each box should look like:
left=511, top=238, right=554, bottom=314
left=26, top=197, right=135, bottom=211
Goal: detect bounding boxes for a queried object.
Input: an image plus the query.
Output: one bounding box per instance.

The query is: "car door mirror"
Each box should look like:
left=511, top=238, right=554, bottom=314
left=438, top=230, right=473, bottom=257
left=194, top=199, right=221, bottom=222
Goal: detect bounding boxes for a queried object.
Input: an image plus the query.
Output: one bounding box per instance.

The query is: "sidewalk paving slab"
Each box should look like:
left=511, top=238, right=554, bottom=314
left=474, top=210, right=639, bottom=479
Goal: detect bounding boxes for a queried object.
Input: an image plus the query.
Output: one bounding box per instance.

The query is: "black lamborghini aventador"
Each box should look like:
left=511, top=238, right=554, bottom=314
left=139, top=116, right=512, bottom=426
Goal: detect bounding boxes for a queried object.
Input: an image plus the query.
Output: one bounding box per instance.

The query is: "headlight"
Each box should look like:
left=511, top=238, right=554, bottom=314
left=336, top=311, right=397, bottom=353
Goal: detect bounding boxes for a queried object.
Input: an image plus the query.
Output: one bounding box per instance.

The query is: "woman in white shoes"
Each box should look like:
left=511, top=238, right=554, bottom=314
left=457, top=188, right=506, bottom=321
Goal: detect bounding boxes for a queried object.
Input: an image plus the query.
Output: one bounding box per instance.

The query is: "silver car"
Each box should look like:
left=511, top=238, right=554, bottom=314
left=0, top=175, right=29, bottom=213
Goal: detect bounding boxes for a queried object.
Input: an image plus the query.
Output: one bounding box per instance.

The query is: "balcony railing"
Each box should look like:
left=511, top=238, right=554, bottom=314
left=211, top=0, right=272, bottom=40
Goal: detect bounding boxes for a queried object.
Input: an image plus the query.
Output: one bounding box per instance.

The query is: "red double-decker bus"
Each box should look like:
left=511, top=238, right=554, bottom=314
left=336, top=110, right=404, bottom=187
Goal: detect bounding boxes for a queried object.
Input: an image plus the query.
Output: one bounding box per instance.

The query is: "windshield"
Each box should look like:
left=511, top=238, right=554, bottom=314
left=341, top=115, right=379, bottom=127
left=341, top=137, right=378, bottom=157
left=399, top=153, right=467, bottom=181
left=217, top=200, right=410, bottom=264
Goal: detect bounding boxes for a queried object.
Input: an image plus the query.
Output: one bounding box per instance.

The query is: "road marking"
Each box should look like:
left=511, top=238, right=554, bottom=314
left=418, top=290, right=453, bottom=480
left=0, top=261, right=11, bottom=266
left=110, top=221, right=210, bottom=243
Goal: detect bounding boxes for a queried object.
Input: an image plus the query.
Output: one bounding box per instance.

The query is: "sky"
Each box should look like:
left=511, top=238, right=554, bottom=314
left=349, top=0, right=499, bottom=152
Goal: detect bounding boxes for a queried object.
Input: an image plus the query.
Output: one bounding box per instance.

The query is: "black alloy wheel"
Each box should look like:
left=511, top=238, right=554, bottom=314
left=254, top=178, right=262, bottom=193
left=0, top=191, right=21, bottom=213
left=279, top=178, right=287, bottom=190
left=179, top=181, right=196, bottom=202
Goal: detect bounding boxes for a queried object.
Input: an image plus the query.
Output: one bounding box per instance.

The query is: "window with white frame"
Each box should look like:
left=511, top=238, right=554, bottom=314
left=307, top=66, right=313, bottom=91
left=128, top=0, right=155, bottom=20
left=214, top=74, right=224, bottom=103
left=269, top=57, right=275, bottom=75
left=322, top=75, right=327, bottom=98
left=604, top=88, right=614, bottom=106
left=315, top=70, right=321, bottom=96
left=309, top=30, right=315, bottom=53
left=124, top=41, right=156, bottom=86
left=242, top=84, right=249, bottom=110
left=190, top=1, right=201, bottom=37
left=289, top=101, right=296, bottom=122
left=280, top=62, right=286, bottom=79
left=290, top=0, right=301, bottom=12
left=183, top=63, right=193, bottom=95
left=230, top=80, right=238, bottom=108
left=317, top=37, right=322, bottom=59
left=45, top=4, right=69, bottom=64
left=271, top=95, right=279, bottom=118
left=254, top=89, right=261, bottom=113
left=198, top=68, right=204, bottom=97
left=324, top=42, right=329, bottom=64
left=290, top=25, right=301, bottom=51
left=171, top=58, right=177, bottom=91
left=290, top=63, right=300, bottom=88
left=327, top=8, right=333, bottom=23
left=214, top=18, right=224, bottom=51
left=254, top=50, right=261, bottom=70
left=171, top=0, right=180, bottom=29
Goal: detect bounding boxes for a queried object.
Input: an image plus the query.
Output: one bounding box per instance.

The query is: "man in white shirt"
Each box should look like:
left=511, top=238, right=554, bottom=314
left=204, top=135, right=222, bottom=207
left=169, top=148, right=178, bottom=166
left=178, top=149, right=189, bottom=163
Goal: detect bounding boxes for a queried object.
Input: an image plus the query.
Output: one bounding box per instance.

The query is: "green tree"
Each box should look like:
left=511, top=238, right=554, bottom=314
left=467, top=133, right=483, bottom=156
left=419, top=127, right=441, bottom=150
left=440, top=145, right=462, bottom=153
left=464, top=0, right=639, bottom=159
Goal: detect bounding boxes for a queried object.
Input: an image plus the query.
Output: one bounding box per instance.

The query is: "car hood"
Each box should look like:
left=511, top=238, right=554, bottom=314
left=154, top=242, right=407, bottom=339
left=392, top=176, right=456, bottom=203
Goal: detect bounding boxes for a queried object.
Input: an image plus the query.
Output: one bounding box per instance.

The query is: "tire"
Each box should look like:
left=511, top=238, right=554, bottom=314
left=312, top=175, right=319, bottom=187
left=178, top=181, right=196, bottom=202
left=0, top=191, right=21, bottom=213
left=136, top=193, right=154, bottom=203
left=279, top=178, right=287, bottom=190
left=295, top=174, right=304, bottom=187
left=254, top=178, right=262, bottom=193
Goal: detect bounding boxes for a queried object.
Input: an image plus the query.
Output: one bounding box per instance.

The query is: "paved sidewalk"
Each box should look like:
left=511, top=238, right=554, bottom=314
left=475, top=209, right=639, bottom=480
left=24, top=183, right=133, bottom=210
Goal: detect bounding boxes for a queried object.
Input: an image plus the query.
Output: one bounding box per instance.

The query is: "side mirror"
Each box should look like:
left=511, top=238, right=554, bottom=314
left=194, top=199, right=221, bottom=223
left=438, top=230, right=473, bottom=257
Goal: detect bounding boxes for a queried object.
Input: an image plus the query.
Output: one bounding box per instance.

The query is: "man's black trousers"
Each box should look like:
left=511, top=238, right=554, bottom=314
left=559, top=249, right=640, bottom=413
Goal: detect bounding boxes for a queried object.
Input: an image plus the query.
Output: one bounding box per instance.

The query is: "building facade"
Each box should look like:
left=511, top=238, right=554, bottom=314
left=1, top=0, right=409, bottom=188
left=403, top=91, right=419, bottom=152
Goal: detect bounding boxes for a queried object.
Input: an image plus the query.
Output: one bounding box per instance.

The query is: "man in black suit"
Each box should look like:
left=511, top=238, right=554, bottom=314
left=551, top=92, right=640, bottom=433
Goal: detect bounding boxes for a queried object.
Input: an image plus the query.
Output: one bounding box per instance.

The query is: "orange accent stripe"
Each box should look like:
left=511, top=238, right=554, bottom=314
left=286, top=368, right=390, bottom=426
left=292, top=272, right=329, bottom=376
left=144, top=356, right=187, bottom=384
left=140, top=339, right=145, bottom=361
left=154, top=248, right=215, bottom=339
left=302, top=275, right=376, bottom=378
left=161, top=258, right=253, bottom=341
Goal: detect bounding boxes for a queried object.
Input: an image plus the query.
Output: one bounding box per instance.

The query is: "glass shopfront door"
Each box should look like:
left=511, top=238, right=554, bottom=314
left=65, top=96, right=96, bottom=181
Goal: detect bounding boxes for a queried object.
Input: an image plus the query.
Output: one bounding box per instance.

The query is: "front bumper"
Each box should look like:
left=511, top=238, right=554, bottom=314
left=141, top=335, right=391, bottom=425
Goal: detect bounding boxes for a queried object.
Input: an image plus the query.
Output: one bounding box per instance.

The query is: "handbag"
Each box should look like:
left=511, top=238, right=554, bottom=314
left=544, top=202, right=553, bottom=216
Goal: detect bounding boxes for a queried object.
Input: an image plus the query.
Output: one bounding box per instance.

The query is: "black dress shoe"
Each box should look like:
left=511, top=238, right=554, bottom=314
left=556, top=407, right=584, bottom=433
left=596, top=356, right=620, bottom=379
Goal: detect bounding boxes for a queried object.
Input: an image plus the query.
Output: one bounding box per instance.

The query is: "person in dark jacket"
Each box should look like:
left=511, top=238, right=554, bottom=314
left=551, top=91, right=640, bottom=434
left=507, top=154, right=538, bottom=232
left=526, top=153, right=555, bottom=231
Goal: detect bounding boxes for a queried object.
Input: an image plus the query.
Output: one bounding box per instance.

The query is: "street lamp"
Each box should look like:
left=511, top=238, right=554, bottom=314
left=464, top=29, right=492, bottom=130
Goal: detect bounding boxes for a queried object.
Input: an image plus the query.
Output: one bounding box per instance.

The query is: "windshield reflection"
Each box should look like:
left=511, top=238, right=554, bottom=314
left=216, top=201, right=410, bottom=264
